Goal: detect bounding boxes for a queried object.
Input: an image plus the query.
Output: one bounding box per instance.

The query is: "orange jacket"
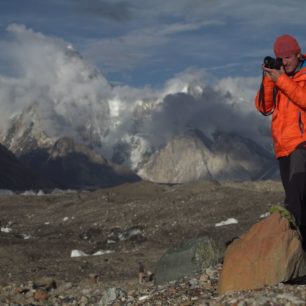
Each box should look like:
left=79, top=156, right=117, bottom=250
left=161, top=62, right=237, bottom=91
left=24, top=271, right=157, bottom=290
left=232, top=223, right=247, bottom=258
left=255, top=64, right=306, bottom=158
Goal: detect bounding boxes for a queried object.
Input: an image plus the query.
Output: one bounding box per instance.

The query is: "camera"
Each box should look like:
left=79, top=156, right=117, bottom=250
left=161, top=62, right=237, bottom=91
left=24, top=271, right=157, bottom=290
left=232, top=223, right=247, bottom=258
left=263, top=56, right=283, bottom=70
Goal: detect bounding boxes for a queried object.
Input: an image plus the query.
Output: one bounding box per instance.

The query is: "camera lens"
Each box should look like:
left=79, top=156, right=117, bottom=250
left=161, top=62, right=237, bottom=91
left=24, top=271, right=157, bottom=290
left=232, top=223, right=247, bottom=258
left=264, top=56, right=275, bottom=69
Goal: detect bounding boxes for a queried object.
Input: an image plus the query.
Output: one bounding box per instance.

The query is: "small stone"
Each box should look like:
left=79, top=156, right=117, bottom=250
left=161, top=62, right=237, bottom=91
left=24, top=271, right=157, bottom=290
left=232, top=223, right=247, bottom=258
left=88, top=274, right=99, bottom=284
left=167, top=287, right=177, bottom=294
left=277, top=293, right=305, bottom=304
left=138, top=295, right=150, bottom=301
left=127, top=290, right=136, bottom=297
left=88, top=296, right=98, bottom=304
left=15, top=287, right=30, bottom=294
left=33, top=277, right=57, bottom=291
left=33, top=289, right=49, bottom=301
left=81, top=288, right=91, bottom=295
left=99, top=287, right=127, bottom=305
left=179, top=301, right=192, bottom=306
left=256, top=296, right=270, bottom=305
left=229, top=298, right=237, bottom=304
left=61, top=282, right=73, bottom=290
left=205, top=267, right=215, bottom=277
left=188, top=278, right=199, bottom=288
left=79, top=295, right=89, bottom=304
left=199, top=274, right=209, bottom=283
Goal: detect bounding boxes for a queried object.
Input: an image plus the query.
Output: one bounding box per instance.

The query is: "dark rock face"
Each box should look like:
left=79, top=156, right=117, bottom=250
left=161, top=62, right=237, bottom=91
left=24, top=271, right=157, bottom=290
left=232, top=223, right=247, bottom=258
left=0, top=143, right=54, bottom=191
left=1, top=104, right=140, bottom=189
left=18, top=137, right=140, bottom=189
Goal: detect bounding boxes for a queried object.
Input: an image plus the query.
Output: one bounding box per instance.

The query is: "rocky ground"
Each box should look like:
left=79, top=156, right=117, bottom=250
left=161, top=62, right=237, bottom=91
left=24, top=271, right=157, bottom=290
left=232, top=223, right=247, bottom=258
left=1, top=179, right=306, bottom=305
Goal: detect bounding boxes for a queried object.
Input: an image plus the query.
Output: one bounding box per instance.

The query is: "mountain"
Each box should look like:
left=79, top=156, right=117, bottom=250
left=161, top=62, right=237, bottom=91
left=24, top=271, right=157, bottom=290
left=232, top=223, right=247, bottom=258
left=17, top=137, right=140, bottom=189
left=0, top=143, right=54, bottom=191
left=1, top=105, right=139, bottom=189
left=1, top=86, right=278, bottom=187
left=0, top=43, right=277, bottom=187
left=138, top=130, right=278, bottom=183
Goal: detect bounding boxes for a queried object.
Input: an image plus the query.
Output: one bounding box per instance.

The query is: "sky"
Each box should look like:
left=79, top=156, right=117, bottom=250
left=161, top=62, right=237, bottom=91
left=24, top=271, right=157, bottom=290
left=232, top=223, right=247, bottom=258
left=0, top=0, right=306, bottom=88
left=0, top=0, right=306, bottom=165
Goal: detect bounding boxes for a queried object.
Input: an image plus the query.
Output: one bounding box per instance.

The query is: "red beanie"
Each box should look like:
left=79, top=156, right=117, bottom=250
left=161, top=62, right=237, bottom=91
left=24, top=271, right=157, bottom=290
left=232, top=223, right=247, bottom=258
left=274, top=34, right=301, bottom=57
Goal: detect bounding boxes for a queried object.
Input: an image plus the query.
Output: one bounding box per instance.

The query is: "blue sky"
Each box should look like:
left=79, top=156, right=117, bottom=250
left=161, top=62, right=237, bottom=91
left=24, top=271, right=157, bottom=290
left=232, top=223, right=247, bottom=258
left=0, top=0, right=306, bottom=87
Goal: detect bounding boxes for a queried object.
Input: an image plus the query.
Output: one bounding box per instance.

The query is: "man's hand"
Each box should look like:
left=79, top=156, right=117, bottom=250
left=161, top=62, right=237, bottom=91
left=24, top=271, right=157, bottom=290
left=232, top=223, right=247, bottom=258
left=263, top=65, right=285, bottom=82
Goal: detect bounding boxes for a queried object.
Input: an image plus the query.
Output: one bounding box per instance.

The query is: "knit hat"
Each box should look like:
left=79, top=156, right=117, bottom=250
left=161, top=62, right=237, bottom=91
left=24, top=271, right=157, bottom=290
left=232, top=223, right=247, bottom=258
left=274, top=34, right=301, bottom=57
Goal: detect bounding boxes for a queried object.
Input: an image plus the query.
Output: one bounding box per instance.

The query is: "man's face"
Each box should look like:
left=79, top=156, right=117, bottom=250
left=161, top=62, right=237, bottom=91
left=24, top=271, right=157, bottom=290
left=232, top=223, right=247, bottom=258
left=281, top=53, right=300, bottom=74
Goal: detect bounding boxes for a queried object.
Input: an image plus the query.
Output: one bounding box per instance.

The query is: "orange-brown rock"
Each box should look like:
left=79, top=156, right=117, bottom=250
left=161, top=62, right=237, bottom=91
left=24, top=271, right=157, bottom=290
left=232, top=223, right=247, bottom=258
left=218, top=212, right=306, bottom=294
left=33, top=289, right=49, bottom=301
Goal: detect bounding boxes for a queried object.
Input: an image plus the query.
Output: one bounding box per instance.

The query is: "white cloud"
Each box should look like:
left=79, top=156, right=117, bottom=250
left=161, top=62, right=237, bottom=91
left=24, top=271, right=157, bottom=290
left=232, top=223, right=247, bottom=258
left=78, top=0, right=306, bottom=81
left=0, top=25, right=272, bottom=168
left=141, top=70, right=269, bottom=149
left=3, top=1, right=306, bottom=87
left=0, top=24, right=112, bottom=138
left=80, top=18, right=225, bottom=74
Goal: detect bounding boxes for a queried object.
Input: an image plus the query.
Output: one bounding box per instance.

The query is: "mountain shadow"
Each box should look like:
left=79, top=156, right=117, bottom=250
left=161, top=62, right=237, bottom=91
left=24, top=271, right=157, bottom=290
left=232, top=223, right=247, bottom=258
left=0, top=143, right=54, bottom=191
left=18, top=137, right=140, bottom=189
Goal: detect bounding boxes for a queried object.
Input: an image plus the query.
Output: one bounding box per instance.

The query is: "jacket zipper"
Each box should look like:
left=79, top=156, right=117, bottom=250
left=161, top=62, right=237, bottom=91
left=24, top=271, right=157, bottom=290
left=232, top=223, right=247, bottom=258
left=299, top=111, right=304, bottom=134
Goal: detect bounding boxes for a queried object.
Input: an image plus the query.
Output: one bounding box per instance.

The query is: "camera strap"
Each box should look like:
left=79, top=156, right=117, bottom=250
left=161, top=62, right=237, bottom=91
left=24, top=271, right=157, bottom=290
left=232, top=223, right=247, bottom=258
left=258, top=72, right=275, bottom=116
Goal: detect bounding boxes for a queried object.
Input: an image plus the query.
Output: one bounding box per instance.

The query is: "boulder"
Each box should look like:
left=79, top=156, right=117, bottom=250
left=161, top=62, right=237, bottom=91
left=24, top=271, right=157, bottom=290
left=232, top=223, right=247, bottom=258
left=218, top=212, right=306, bottom=294
left=154, top=236, right=222, bottom=284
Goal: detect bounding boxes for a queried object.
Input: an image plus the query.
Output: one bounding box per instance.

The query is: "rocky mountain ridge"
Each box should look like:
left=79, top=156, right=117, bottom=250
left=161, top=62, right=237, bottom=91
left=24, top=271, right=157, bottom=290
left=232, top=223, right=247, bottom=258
left=0, top=43, right=276, bottom=188
left=139, top=130, right=277, bottom=183
left=0, top=102, right=277, bottom=189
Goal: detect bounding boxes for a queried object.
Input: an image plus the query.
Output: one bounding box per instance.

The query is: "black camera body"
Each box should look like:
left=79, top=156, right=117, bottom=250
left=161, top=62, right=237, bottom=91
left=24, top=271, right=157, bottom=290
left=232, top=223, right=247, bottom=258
left=263, top=56, right=283, bottom=70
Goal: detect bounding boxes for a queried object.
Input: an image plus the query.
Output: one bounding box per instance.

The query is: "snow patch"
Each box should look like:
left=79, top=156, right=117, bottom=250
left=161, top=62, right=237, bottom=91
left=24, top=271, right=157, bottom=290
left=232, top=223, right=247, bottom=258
left=37, top=190, right=45, bottom=196
left=92, top=250, right=114, bottom=256
left=71, top=249, right=114, bottom=258
left=1, top=227, right=12, bottom=233
left=71, top=250, right=89, bottom=257
left=138, top=295, right=150, bottom=301
left=215, top=218, right=238, bottom=227
left=259, top=212, right=270, bottom=219
left=22, top=190, right=36, bottom=196
left=22, top=234, right=31, bottom=239
left=0, top=190, right=15, bottom=197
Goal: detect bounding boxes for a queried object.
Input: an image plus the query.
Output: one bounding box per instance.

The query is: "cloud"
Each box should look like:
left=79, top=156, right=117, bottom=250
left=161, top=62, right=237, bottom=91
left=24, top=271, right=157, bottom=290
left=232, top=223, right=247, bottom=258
left=3, top=1, right=306, bottom=88
left=81, top=30, right=160, bottom=72
left=0, top=24, right=271, bottom=167
left=78, top=0, right=306, bottom=82
left=76, top=0, right=132, bottom=22
left=0, top=24, right=112, bottom=138
left=81, top=18, right=225, bottom=74
left=120, top=0, right=305, bottom=28
left=142, top=71, right=269, bottom=149
left=102, top=68, right=271, bottom=167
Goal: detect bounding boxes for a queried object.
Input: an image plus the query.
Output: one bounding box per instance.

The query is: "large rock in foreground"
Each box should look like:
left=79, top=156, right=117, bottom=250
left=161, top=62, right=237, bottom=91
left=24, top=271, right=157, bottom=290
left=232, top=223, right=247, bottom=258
left=218, top=212, right=306, bottom=294
left=154, top=236, right=222, bottom=284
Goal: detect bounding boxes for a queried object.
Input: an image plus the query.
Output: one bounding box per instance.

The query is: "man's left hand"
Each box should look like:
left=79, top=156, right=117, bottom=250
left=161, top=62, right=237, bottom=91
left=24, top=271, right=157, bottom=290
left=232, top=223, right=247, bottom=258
left=263, top=66, right=284, bottom=82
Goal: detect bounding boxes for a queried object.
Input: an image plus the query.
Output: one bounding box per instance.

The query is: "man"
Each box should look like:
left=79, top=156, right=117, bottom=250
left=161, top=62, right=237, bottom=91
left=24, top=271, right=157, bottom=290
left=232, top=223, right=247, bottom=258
left=255, top=34, right=306, bottom=246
